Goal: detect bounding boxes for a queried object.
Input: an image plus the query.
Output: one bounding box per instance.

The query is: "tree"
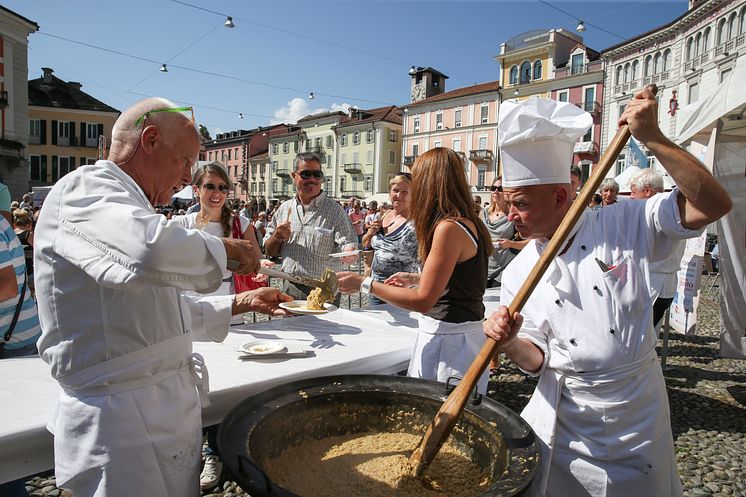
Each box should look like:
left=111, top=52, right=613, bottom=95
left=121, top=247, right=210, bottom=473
left=198, top=124, right=211, bottom=141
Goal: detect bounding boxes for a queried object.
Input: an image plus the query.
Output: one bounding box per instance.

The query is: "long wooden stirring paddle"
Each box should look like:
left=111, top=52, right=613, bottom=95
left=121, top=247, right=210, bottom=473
left=409, top=85, right=658, bottom=477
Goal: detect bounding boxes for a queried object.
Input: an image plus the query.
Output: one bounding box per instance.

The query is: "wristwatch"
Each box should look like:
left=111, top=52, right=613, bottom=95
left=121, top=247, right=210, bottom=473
left=360, top=276, right=373, bottom=295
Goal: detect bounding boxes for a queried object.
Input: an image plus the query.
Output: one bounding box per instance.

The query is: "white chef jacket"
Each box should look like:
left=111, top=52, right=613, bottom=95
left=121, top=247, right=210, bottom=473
left=34, top=161, right=234, bottom=497
left=501, top=190, right=699, bottom=497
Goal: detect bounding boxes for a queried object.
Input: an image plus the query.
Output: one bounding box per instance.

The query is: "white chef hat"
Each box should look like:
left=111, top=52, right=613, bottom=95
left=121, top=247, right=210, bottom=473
left=499, top=98, right=593, bottom=188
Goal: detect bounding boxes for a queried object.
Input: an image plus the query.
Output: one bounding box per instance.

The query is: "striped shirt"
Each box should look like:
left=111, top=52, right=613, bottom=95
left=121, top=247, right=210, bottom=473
left=265, top=192, right=357, bottom=279
left=0, top=216, right=40, bottom=349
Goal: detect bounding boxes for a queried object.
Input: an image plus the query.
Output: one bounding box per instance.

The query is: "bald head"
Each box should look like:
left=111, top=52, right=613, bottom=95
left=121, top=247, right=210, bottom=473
left=502, top=183, right=573, bottom=240
left=109, top=97, right=201, bottom=205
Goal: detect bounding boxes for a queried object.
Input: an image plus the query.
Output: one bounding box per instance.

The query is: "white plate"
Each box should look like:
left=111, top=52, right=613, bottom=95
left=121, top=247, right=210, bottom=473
left=240, top=340, right=287, bottom=355
left=328, top=250, right=360, bottom=258
left=279, top=301, right=336, bottom=315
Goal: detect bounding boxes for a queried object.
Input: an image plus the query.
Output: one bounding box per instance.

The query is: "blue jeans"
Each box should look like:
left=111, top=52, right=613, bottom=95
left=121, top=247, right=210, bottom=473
left=1, top=343, right=38, bottom=359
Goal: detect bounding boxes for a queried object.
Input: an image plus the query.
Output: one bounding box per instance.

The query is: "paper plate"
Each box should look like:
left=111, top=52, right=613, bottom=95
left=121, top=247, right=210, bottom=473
left=328, top=250, right=361, bottom=258
left=240, top=340, right=287, bottom=355
left=279, top=301, right=336, bottom=315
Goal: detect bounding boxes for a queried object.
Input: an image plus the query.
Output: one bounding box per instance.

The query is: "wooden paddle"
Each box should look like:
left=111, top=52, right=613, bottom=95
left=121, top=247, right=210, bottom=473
left=409, top=85, right=658, bottom=477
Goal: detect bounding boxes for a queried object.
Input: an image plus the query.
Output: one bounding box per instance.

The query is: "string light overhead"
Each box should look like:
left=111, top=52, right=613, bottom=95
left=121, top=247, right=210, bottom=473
left=238, top=112, right=243, bottom=119
left=224, top=16, right=235, bottom=28
left=160, top=64, right=168, bottom=72
left=308, top=92, right=315, bottom=100
left=576, top=20, right=586, bottom=32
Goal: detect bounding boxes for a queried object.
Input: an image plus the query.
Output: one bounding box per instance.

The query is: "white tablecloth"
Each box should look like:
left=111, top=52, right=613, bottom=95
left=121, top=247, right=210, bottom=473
left=0, top=304, right=420, bottom=483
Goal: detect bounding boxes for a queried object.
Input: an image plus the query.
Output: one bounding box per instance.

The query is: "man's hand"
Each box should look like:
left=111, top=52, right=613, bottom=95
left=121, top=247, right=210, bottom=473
left=618, top=86, right=665, bottom=145
left=223, top=237, right=261, bottom=275
left=367, top=218, right=382, bottom=236
left=232, top=287, right=293, bottom=316
left=483, top=306, right=523, bottom=346
left=336, top=271, right=364, bottom=294
left=273, top=221, right=292, bottom=242
left=383, top=272, right=420, bottom=288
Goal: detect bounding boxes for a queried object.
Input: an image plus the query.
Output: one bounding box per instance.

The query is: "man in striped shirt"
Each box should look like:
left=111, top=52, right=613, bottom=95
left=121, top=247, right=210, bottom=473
left=0, top=215, right=40, bottom=358
left=264, top=152, right=357, bottom=300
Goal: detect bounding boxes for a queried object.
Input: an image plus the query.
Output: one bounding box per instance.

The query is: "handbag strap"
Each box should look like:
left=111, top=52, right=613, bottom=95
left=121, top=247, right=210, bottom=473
left=2, top=272, right=28, bottom=345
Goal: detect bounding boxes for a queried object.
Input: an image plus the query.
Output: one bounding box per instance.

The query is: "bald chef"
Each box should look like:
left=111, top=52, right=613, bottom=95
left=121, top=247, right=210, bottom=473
left=483, top=88, right=732, bottom=496
left=34, top=98, right=292, bottom=497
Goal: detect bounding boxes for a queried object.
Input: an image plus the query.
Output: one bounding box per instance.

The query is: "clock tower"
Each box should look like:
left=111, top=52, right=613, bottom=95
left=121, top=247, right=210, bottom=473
left=409, top=66, right=449, bottom=103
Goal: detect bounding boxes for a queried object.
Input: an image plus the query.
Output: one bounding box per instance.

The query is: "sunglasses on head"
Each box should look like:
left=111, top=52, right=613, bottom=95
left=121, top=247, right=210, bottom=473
left=202, top=182, right=230, bottom=193
left=490, top=185, right=503, bottom=192
left=297, top=170, right=324, bottom=179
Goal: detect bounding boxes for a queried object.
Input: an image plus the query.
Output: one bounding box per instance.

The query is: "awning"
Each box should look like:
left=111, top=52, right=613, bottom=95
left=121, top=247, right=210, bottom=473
left=677, top=55, right=746, bottom=144
left=172, top=185, right=194, bottom=200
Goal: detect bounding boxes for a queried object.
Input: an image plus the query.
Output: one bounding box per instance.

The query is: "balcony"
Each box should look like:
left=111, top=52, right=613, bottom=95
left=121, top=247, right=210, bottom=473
left=307, top=145, right=324, bottom=154
left=455, top=151, right=467, bottom=163
left=276, top=168, right=290, bottom=178
left=343, top=163, right=362, bottom=174
left=573, top=141, right=598, bottom=156
left=403, top=155, right=417, bottom=166
left=469, top=149, right=494, bottom=164
left=272, top=187, right=291, bottom=199
left=574, top=101, right=601, bottom=117
left=341, top=190, right=364, bottom=199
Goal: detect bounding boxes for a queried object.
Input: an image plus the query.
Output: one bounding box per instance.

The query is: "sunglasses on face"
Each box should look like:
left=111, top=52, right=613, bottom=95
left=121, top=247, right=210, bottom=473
left=490, top=185, right=503, bottom=192
left=201, top=182, right=230, bottom=193
left=297, top=170, right=324, bottom=180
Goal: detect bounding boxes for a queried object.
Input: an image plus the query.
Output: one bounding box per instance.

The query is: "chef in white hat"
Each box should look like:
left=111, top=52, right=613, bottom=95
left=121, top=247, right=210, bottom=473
left=484, top=88, right=732, bottom=497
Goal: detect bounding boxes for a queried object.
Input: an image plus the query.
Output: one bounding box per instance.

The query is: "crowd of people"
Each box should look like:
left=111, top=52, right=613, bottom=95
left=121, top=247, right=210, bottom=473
left=0, top=87, right=733, bottom=497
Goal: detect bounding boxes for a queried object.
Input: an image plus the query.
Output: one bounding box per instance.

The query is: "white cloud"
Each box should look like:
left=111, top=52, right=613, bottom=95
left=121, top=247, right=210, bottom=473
left=270, top=99, right=353, bottom=125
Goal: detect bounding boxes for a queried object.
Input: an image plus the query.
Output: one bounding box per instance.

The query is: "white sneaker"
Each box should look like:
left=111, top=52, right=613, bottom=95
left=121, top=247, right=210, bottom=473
left=200, top=454, right=223, bottom=489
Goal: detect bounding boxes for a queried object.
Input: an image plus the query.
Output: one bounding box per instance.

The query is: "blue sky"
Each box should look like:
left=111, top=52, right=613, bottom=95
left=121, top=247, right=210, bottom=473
left=8, top=0, right=687, bottom=137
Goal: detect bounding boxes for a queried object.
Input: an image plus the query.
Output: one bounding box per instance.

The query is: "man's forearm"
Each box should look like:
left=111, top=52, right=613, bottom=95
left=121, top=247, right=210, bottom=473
left=500, top=337, right=544, bottom=374
left=646, top=136, right=732, bottom=229
left=264, top=233, right=283, bottom=256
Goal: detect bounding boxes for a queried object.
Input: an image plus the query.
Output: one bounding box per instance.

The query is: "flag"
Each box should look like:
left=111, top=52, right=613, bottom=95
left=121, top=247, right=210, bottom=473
left=628, top=138, right=649, bottom=168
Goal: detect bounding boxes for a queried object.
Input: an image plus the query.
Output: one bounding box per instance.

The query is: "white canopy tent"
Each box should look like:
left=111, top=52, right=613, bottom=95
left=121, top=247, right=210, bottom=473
left=171, top=185, right=194, bottom=200
left=675, top=55, right=746, bottom=360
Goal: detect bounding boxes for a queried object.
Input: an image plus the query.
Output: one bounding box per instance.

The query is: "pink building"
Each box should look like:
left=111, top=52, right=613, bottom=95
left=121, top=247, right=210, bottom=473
left=402, top=75, right=501, bottom=192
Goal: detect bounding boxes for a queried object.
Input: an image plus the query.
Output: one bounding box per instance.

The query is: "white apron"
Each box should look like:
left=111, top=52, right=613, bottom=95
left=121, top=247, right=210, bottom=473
left=49, top=332, right=211, bottom=497
left=408, top=315, right=489, bottom=394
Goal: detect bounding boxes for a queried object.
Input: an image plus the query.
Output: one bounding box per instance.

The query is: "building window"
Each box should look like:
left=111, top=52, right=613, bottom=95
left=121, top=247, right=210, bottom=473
left=717, top=18, right=727, bottom=45
left=623, top=63, right=630, bottom=84
left=366, top=150, right=373, bottom=164
left=571, top=53, right=584, bottom=74
left=644, top=56, right=652, bottom=77
left=283, top=142, right=289, bottom=153
left=455, top=109, right=462, bottom=127
left=413, top=117, right=420, bottom=133
left=703, top=27, right=711, bottom=52
left=740, top=7, right=746, bottom=35
left=434, top=140, right=442, bottom=148
left=29, top=120, right=41, bottom=145
left=615, top=66, right=623, bottom=86
left=477, top=167, right=486, bottom=190
left=662, top=49, right=670, bottom=72
left=57, top=121, right=70, bottom=146
left=366, top=129, right=374, bottom=143
left=340, top=176, right=346, bottom=192
left=54, top=156, right=74, bottom=181
left=720, top=68, right=732, bottom=83
left=326, top=135, right=333, bottom=148
left=341, top=134, right=347, bottom=146
left=389, top=130, right=397, bottom=142
left=631, top=60, right=639, bottom=80
left=389, top=151, right=395, bottom=164
left=364, top=176, right=372, bottom=191
left=478, top=136, right=487, bottom=150
left=688, top=82, right=699, bottom=104
left=520, top=61, right=531, bottom=83
left=353, top=131, right=360, bottom=145
left=616, top=153, right=626, bottom=175
left=325, top=177, right=332, bottom=193
left=480, top=105, right=489, bottom=124
left=581, top=125, right=592, bottom=143
left=30, top=155, right=45, bottom=182
left=452, top=138, right=461, bottom=152
left=412, top=143, right=419, bottom=157
left=558, top=91, right=568, bottom=102
left=272, top=143, right=278, bottom=154
left=315, top=137, right=321, bottom=148
left=686, top=37, right=694, bottom=61
left=436, top=113, right=443, bottom=130
left=533, top=60, right=542, bottom=80
left=509, top=65, right=518, bottom=85
left=728, top=12, right=737, bottom=40
left=618, top=104, right=627, bottom=120
left=584, top=87, right=595, bottom=110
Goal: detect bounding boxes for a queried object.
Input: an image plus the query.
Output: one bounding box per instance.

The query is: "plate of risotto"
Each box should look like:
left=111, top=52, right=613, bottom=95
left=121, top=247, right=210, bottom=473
left=279, top=300, right=336, bottom=315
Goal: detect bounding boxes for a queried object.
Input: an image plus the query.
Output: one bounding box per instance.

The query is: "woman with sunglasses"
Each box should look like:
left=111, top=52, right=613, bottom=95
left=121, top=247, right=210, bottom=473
left=482, top=176, right=527, bottom=289
left=337, top=148, right=493, bottom=392
left=361, top=172, right=419, bottom=305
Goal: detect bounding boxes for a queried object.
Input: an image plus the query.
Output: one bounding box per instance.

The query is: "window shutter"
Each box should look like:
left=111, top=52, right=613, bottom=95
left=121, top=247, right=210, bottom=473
left=97, top=124, right=104, bottom=141
left=40, top=120, right=47, bottom=145
left=69, top=121, right=76, bottom=146
left=41, top=155, right=48, bottom=182
left=80, top=123, right=86, bottom=146
left=51, top=121, right=58, bottom=145
left=52, top=156, right=59, bottom=182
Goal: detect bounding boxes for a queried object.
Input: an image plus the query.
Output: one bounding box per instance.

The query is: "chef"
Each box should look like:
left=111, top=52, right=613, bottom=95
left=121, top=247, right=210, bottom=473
left=483, top=88, right=732, bottom=497
left=34, top=98, right=291, bottom=497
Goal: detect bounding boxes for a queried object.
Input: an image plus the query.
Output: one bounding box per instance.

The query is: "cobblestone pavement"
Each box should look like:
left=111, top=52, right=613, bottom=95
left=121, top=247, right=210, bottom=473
left=23, top=292, right=745, bottom=497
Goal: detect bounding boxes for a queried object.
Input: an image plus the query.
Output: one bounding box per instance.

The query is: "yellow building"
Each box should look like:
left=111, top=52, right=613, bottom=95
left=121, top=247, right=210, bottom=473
left=296, top=111, right=345, bottom=197
left=28, top=67, right=119, bottom=186
left=267, top=126, right=303, bottom=200
left=334, top=106, right=402, bottom=198
left=496, top=28, right=584, bottom=100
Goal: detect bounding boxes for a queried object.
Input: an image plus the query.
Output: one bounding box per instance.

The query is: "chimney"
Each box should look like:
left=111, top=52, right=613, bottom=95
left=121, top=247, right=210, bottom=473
left=42, top=67, right=54, bottom=84
left=68, top=81, right=82, bottom=91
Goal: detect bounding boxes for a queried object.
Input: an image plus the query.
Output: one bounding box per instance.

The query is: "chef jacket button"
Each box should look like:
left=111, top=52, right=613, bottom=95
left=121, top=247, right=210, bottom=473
left=570, top=338, right=577, bottom=345
left=593, top=285, right=599, bottom=291
left=555, top=299, right=561, bottom=306
left=581, top=245, right=587, bottom=250
left=610, top=328, right=615, bottom=334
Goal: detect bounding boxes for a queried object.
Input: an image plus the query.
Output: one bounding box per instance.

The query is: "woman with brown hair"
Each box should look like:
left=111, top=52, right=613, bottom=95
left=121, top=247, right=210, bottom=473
left=337, top=147, right=493, bottom=391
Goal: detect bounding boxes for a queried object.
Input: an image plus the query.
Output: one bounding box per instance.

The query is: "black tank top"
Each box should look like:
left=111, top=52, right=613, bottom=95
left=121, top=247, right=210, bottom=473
left=426, top=220, right=487, bottom=323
